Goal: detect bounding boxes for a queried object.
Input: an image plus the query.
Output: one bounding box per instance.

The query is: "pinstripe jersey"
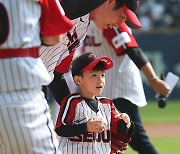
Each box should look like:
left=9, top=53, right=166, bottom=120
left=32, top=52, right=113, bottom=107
left=40, top=15, right=90, bottom=80
left=0, top=1, right=51, bottom=93
left=84, top=21, right=147, bottom=107
left=56, top=93, right=121, bottom=154
left=0, top=0, right=69, bottom=93
left=0, top=0, right=70, bottom=153
left=0, top=0, right=42, bottom=49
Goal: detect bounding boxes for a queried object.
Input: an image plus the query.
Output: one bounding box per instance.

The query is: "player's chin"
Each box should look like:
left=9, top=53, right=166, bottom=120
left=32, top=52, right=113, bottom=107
left=95, top=23, right=105, bottom=30
left=95, top=88, right=103, bottom=95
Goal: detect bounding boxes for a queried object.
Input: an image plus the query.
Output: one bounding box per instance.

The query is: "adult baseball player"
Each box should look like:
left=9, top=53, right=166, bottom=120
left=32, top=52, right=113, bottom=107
left=0, top=0, right=73, bottom=153
left=83, top=21, right=170, bottom=154
left=40, top=0, right=142, bottom=105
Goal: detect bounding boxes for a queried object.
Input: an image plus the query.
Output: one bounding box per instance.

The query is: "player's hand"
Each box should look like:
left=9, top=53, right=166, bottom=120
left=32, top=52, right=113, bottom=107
left=149, top=78, right=170, bottom=96
left=115, top=113, right=131, bottom=128
left=87, top=117, right=105, bottom=133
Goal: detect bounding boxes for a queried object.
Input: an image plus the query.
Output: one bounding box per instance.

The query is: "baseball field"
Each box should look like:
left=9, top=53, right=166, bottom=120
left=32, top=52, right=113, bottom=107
left=125, top=99, right=180, bottom=154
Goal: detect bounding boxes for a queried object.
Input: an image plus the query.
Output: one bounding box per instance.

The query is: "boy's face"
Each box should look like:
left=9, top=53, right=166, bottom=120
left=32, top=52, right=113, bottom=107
left=75, top=69, right=106, bottom=99
left=90, top=0, right=127, bottom=30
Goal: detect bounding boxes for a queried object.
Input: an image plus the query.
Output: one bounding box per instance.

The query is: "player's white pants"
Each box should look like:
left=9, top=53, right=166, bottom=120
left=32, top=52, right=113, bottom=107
left=0, top=88, right=60, bottom=154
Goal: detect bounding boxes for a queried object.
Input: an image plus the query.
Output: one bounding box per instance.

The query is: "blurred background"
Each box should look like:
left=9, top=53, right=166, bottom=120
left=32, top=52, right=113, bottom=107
left=137, top=0, right=180, bottom=32
left=134, top=0, right=180, bottom=100
left=126, top=0, right=180, bottom=153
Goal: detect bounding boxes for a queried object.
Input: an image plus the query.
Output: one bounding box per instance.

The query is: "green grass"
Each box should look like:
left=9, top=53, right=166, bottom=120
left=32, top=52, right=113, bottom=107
left=125, top=137, right=180, bottom=154
left=151, top=137, right=180, bottom=154
left=125, top=99, right=180, bottom=154
left=139, top=99, right=180, bottom=124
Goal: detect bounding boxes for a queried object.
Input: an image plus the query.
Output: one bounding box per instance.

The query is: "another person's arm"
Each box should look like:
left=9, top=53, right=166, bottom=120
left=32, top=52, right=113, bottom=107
left=48, top=71, right=71, bottom=104
left=125, top=47, right=170, bottom=96
left=40, top=0, right=73, bottom=45
left=48, top=51, right=76, bottom=104
left=103, top=26, right=170, bottom=97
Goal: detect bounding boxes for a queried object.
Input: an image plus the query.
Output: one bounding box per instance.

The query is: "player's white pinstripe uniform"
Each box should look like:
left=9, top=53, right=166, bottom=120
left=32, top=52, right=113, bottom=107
left=0, top=0, right=42, bottom=49
left=40, top=15, right=90, bottom=79
left=0, top=0, right=72, bottom=153
left=55, top=93, right=121, bottom=154
left=84, top=21, right=147, bottom=107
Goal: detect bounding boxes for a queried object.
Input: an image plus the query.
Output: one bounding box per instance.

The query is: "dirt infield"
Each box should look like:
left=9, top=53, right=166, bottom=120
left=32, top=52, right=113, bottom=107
left=144, top=123, right=180, bottom=137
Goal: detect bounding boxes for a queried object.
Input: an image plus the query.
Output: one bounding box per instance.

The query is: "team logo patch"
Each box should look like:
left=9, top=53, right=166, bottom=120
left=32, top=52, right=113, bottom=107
left=88, top=53, right=97, bottom=59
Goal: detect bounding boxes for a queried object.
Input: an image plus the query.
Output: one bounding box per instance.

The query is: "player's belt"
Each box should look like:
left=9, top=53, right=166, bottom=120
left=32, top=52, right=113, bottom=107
left=0, top=47, right=39, bottom=58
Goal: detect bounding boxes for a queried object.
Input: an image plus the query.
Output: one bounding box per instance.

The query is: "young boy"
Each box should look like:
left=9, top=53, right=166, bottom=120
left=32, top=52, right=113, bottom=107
left=55, top=52, right=134, bottom=154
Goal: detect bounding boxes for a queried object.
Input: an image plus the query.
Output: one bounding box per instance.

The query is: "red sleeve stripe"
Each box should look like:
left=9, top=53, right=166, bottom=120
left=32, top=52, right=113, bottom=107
left=60, top=94, right=82, bottom=125
left=56, top=93, right=80, bottom=128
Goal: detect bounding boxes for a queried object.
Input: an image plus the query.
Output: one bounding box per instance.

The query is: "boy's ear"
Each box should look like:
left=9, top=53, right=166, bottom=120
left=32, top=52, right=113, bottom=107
left=106, top=0, right=114, bottom=5
left=74, top=75, right=81, bottom=85
left=105, top=0, right=115, bottom=8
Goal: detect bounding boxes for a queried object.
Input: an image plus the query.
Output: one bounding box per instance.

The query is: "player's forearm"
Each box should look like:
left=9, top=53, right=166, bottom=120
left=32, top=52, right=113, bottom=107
left=141, top=63, right=170, bottom=96
left=125, top=47, right=165, bottom=91
left=55, top=123, right=87, bottom=137
left=125, top=47, right=149, bottom=69
left=48, top=71, right=71, bottom=104
left=141, top=63, right=158, bottom=81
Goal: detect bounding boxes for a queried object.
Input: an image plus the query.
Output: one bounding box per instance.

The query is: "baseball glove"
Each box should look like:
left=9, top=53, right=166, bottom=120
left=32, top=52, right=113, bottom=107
left=111, top=121, right=135, bottom=154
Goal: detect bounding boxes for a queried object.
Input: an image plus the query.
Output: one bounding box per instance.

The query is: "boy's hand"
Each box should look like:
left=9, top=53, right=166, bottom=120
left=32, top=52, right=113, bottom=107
left=115, top=113, right=131, bottom=128
left=87, top=117, right=105, bottom=133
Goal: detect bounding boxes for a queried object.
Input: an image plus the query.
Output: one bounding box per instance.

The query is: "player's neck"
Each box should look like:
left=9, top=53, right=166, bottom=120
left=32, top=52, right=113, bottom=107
left=89, top=12, right=94, bottom=21
left=79, top=90, right=95, bottom=100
